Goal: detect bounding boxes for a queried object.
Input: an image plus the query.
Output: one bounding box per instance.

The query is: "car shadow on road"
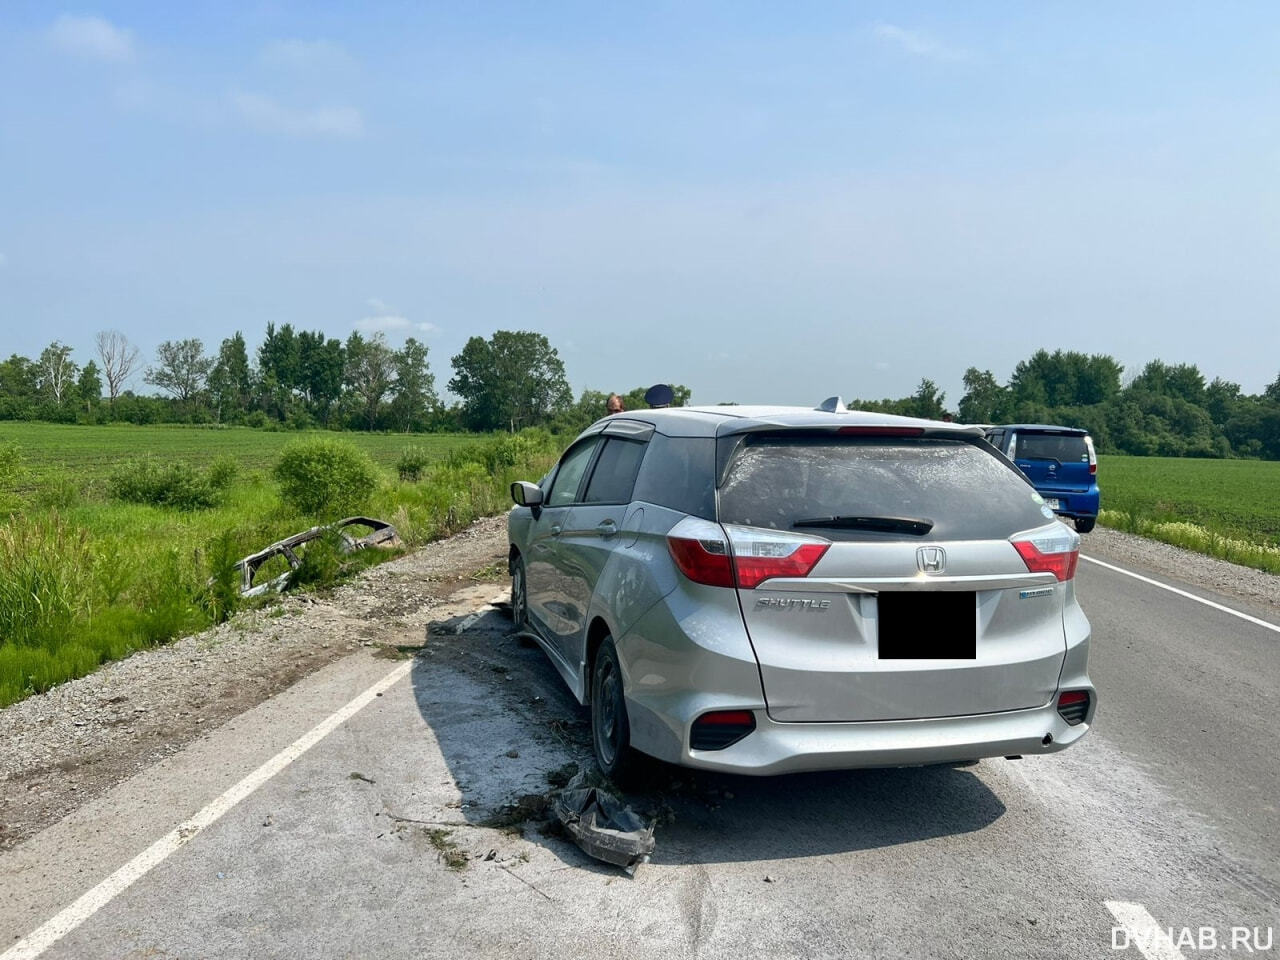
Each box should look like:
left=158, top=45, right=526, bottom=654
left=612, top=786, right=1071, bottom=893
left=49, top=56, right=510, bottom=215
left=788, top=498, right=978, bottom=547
left=410, top=603, right=1007, bottom=871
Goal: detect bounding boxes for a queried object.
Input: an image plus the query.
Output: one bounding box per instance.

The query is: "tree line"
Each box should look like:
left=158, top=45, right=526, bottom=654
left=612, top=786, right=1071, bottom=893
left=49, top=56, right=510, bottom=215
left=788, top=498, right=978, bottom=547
left=4, top=331, right=1278, bottom=458
left=850, top=350, right=1280, bottom=459
left=0, top=327, right=587, bottom=434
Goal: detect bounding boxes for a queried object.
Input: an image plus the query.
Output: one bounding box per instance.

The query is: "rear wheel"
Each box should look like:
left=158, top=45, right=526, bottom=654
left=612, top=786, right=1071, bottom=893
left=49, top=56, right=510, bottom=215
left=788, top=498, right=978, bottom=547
left=591, top=637, right=638, bottom=784
left=510, top=555, right=529, bottom=629
left=1074, top=516, right=1096, bottom=533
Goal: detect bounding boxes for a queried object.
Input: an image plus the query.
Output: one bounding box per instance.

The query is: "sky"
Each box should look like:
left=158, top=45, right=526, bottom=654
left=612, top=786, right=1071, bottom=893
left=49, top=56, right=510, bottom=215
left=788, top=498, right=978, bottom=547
left=1, top=2, right=1278, bottom=405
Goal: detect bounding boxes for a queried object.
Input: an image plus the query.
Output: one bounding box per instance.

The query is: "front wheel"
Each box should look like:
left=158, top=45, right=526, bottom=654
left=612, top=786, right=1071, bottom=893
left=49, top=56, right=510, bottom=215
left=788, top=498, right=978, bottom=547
left=1074, top=516, right=1096, bottom=533
left=510, top=555, right=529, bottom=629
left=590, top=637, right=638, bottom=784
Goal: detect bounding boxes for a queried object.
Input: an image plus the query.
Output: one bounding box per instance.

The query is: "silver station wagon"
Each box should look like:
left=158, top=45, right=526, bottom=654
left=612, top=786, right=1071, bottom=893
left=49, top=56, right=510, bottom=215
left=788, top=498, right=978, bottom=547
left=507, top=404, right=1096, bottom=780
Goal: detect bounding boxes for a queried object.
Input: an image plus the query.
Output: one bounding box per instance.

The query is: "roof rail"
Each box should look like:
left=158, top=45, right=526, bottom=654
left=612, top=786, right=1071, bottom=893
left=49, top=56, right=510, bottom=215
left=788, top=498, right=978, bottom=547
left=815, top=396, right=848, bottom=413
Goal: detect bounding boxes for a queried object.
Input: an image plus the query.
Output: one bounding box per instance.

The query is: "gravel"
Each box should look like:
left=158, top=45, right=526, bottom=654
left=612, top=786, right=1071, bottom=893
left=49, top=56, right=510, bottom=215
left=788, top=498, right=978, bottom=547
left=0, top=514, right=510, bottom=852
left=1086, top=525, right=1280, bottom=613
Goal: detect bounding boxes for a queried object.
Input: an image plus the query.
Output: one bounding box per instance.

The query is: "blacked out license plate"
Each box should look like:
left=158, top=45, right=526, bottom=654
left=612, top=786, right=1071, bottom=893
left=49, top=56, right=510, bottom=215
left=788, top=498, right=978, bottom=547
left=877, top=592, right=976, bottom=659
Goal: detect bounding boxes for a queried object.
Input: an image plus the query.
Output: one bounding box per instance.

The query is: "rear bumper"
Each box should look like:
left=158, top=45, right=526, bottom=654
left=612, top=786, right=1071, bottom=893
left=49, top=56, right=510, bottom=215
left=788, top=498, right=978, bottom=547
left=673, top=698, right=1096, bottom=775
left=1037, top=486, right=1099, bottom=518
left=619, top=577, right=1096, bottom=775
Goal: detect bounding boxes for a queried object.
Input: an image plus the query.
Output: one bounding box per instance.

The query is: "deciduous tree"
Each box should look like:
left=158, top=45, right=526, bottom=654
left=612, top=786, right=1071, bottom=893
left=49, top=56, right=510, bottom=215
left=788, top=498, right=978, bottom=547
left=37, top=341, right=78, bottom=404
left=390, top=337, right=437, bottom=432
left=448, top=330, right=571, bottom=432
left=94, top=330, right=140, bottom=403
left=146, top=339, right=212, bottom=406
left=344, top=332, right=396, bottom=430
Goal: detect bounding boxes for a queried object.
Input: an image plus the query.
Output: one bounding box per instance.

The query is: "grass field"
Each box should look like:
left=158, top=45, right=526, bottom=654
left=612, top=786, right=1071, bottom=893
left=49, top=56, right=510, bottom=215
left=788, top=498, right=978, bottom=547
left=1098, top=454, right=1280, bottom=572
left=0, top=422, right=558, bottom=706
left=0, top=422, right=478, bottom=491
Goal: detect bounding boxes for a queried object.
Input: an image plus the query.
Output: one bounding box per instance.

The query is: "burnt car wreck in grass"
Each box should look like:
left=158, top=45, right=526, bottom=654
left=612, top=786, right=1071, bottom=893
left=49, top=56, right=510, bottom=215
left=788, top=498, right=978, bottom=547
left=234, top=517, right=401, bottom=598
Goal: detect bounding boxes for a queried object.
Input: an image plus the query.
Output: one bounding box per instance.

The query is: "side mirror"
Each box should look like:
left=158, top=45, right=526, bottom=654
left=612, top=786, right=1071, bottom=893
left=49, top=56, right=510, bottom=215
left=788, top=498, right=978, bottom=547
left=510, top=481, right=544, bottom=507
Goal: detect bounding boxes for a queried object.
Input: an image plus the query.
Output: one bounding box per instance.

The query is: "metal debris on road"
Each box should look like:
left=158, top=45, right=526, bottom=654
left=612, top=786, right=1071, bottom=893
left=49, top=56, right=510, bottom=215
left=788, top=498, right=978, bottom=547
left=550, top=772, right=656, bottom=874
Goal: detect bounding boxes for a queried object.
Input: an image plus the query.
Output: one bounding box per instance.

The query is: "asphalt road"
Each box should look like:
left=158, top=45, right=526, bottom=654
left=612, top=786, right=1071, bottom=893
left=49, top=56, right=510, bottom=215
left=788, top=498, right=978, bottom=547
left=2, top=550, right=1278, bottom=960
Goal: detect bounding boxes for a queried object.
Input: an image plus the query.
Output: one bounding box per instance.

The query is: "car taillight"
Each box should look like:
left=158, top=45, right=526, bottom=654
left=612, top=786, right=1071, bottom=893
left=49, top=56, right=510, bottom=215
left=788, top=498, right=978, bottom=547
left=1085, top=436, right=1097, bottom=475
left=666, top=519, right=830, bottom=589
left=725, top=524, right=830, bottom=589
left=667, top=535, right=734, bottom=588
left=1012, top=525, right=1080, bottom=582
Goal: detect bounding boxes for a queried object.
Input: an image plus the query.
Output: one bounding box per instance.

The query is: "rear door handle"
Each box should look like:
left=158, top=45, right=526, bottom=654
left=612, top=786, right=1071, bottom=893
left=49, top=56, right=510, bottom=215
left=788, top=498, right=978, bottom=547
left=596, top=520, right=618, bottom=538
left=550, top=524, right=563, bottom=536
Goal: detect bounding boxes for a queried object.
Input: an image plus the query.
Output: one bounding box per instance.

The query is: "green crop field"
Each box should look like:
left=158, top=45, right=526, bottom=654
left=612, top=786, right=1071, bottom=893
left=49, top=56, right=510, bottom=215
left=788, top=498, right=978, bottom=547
left=1099, top=455, right=1280, bottom=546
left=1097, top=455, right=1280, bottom=572
left=0, top=422, right=478, bottom=491
left=0, top=422, right=560, bottom=707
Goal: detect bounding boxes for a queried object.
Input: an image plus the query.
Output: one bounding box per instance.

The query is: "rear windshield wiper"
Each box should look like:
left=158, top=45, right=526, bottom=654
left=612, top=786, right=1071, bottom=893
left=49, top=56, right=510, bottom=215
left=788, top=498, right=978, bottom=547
left=792, top=515, right=934, bottom=536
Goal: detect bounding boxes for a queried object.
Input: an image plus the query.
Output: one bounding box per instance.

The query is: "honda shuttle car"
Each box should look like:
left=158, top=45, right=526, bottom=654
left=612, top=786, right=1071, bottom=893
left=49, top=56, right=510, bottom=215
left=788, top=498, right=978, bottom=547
left=507, top=405, right=1095, bottom=779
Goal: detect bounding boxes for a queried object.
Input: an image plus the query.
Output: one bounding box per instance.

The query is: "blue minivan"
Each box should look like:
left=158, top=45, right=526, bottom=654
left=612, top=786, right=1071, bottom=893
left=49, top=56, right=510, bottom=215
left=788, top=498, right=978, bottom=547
left=984, top=425, right=1099, bottom=532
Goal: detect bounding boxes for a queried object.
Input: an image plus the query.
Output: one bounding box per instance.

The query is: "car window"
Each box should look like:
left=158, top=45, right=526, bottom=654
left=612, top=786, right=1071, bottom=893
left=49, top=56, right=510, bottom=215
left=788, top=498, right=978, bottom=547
left=546, top=439, right=599, bottom=507
left=717, top=437, right=1048, bottom=541
left=631, top=434, right=716, bottom=519
left=1014, top=433, right=1089, bottom=463
left=583, top=438, right=647, bottom=504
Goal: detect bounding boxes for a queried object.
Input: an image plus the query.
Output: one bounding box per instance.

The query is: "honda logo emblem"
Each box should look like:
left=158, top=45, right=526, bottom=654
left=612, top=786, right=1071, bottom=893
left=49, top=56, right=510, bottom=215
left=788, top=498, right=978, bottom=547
left=916, top=546, right=946, bottom=574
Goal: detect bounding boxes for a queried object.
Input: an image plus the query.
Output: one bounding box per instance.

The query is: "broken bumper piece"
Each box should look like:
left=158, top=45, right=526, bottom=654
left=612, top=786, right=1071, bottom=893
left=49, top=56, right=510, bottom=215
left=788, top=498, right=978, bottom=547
left=551, top=773, right=656, bottom=873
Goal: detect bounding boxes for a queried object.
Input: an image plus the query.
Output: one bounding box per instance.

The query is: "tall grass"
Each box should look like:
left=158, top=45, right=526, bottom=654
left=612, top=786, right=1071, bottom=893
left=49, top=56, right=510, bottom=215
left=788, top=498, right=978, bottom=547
left=1097, top=509, right=1280, bottom=574
left=0, top=428, right=559, bottom=706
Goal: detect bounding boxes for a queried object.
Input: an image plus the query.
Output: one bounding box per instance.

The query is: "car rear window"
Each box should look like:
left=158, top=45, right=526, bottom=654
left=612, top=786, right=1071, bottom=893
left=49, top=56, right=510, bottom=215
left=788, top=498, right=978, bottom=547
left=1013, top=433, right=1089, bottom=463
left=717, top=437, right=1049, bottom=541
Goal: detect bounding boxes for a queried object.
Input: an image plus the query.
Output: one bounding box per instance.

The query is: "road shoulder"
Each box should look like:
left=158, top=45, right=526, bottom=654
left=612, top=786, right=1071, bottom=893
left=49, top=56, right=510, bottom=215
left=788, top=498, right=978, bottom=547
left=0, top=514, right=510, bottom=852
left=1086, top=525, right=1280, bottom=616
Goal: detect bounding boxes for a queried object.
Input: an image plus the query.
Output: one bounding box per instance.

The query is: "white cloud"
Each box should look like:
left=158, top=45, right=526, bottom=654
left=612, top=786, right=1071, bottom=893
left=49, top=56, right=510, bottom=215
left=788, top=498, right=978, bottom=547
left=873, top=23, right=972, bottom=63
left=355, top=314, right=410, bottom=333
left=260, top=39, right=354, bottom=71
left=356, top=300, right=437, bottom=335
left=232, top=92, right=363, bottom=138
left=49, top=14, right=135, bottom=63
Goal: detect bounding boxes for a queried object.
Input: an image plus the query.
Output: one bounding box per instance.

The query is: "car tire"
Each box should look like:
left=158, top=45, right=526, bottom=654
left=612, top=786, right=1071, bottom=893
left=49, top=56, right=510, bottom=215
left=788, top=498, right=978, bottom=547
left=510, top=554, right=529, bottom=630
left=1074, top=517, right=1096, bottom=533
left=590, top=637, right=638, bottom=785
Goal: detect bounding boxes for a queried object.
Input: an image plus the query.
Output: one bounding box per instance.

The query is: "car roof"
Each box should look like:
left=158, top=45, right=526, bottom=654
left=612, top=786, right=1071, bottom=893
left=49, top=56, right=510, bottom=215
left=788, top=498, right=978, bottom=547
left=993, top=423, right=1089, bottom=435
left=578, top=405, right=986, bottom=440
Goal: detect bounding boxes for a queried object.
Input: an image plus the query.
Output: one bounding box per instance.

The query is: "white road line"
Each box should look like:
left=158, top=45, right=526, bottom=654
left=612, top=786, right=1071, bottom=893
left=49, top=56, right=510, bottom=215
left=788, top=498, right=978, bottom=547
left=1105, top=901, right=1187, bottom=960
left=2, top=660, right=413, bottom=960
left=1080, top=555, right=1280, bottom=636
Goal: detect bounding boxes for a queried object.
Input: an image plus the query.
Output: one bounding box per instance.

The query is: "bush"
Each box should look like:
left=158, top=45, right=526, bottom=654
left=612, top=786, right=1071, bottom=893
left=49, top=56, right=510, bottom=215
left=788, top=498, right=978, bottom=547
left=274, top=438, right=378, bottom=518
left=206, top=455, right=240, bottom=492
left=107, top=457, right=220, bottom=510
left=397, top=445, right=432, bottom=481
